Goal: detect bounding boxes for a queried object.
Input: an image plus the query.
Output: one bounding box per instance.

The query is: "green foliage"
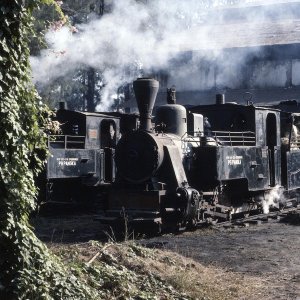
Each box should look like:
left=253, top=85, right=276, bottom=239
left=54, top=242, right=189, bottom=300
left=30, top=2, right=66, bottom=56
left=0, top=1, right=95, bottom=298
left=32, top=0, right=110, bottom=111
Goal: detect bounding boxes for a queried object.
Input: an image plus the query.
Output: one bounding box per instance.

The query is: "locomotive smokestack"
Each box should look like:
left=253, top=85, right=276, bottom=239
left=59, top=101, right=66, bottom=110
left=216, top=94, right=225, bottom=105
left=133, top=78, right=159, bottom=131
left=167, top=86, right=176, bottom=104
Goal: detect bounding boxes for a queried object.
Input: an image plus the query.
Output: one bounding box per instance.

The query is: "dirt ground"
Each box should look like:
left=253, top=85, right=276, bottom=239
left=32, top=214, right=300, bottom=299
left=144, top=221, right=300, bottom=300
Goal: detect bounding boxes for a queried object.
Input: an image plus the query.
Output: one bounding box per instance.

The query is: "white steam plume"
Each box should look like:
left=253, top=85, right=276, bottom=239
left=31, top=0, right=299, bottom=110
left=261, top=185, right=284, bottom=214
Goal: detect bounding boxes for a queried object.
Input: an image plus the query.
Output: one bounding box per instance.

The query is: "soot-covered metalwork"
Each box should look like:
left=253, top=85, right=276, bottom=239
left=101, top=78, right=300, bottom=232
left=44, top=77, right=300, bottom=232
left=44, top=107, right=138, bottom=205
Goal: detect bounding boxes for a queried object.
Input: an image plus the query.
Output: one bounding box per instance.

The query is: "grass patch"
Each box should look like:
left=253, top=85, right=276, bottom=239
left=48, top=240, right=266, bottom=300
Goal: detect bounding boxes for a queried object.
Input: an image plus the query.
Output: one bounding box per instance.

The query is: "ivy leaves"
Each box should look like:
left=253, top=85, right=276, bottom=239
left=0, top=1, right=95, bottom=298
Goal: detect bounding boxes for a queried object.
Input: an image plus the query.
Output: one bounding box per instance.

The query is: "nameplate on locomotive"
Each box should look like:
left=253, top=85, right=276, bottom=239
left=226, top=155, right=242, bottom=165
left=57, top=157, right=78, bottom=166
left=88, top=129, right=98, bottom=139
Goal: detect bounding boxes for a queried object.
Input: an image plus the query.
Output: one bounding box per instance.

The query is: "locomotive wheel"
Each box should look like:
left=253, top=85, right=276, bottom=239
left=186, top=218, right=198, bottom=231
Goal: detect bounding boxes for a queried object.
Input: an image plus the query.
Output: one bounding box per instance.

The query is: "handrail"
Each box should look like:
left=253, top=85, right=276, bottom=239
left=48, top=135, right=85, bottom=149
left=182, top=130, right=256, bottom=146
left=290, top=137, right=300, bottom=148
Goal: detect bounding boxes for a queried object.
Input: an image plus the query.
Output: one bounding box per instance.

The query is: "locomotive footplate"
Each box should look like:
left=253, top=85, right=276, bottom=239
left=107, top=189, right=166, bottom=211
left=98, top=210, right=161, bottom=221
left=95, top=210, right=162, bottom=233
left=97, top=189, right=166, bottom=232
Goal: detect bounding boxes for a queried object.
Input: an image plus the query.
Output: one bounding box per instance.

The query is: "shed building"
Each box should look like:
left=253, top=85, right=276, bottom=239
left=124, top=1, right=300, bottom=110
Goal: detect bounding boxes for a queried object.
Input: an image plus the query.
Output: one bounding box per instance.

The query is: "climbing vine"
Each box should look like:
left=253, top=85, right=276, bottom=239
left=0, top=1, right=95, bottom=298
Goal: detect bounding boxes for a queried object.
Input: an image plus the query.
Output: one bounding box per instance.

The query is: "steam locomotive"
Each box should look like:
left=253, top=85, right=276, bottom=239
left=100, top=78, right=300, bottom=232
left=44, top=103, right=138, bottom=207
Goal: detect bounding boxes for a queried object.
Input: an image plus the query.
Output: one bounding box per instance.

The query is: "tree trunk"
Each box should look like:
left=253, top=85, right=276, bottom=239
left=86, top=67, right=96, bottom=111
left=99, top=0, right=105, bottom=16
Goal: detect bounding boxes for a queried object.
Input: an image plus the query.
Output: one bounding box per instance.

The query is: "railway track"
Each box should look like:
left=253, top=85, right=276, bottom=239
left=202, top=204, right=300, bottom=230
left=34, top=201, right=300, bottom=243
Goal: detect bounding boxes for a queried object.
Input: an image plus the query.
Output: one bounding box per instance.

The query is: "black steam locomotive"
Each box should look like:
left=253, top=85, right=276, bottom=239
left=101, top=78, right=300, bottom=232
left=44, top=103, right=138, bottom=207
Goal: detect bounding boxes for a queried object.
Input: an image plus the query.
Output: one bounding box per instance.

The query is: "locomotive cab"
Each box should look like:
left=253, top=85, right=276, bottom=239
left=48, top=110, right=120, bottom=184
left=186, top=101, right=282, bottom=217
left=45, top=109, right=120, bottom=205
left=279, top=112, right=300, bottom=190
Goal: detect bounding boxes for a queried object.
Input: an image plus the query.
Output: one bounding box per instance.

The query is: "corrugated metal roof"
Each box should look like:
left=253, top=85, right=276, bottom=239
left=172, top=19, right=300, bottom=50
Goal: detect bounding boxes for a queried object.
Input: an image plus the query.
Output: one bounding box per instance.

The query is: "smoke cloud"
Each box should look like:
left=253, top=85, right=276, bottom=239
left=261, top=185, right=285, bottom=214
left=30, top=0, right=299, bottom=110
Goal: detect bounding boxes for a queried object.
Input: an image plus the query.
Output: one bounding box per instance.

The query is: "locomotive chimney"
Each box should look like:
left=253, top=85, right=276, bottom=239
left=167, top=86, right=176, bottom=104
left=133, top=78, right=159, bottom=131
left=59, top=101, right=66, bottom=110
left=216, top=94, right=225, bottom=105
